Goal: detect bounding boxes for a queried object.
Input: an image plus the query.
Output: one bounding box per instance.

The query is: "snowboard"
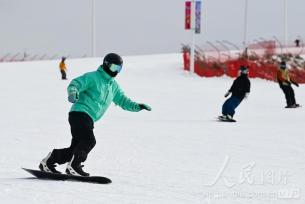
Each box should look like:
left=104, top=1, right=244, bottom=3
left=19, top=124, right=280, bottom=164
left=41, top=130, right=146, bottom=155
left=217, top=116, right=236, bottom=122
left=285, top=104, right=302, bottom=108
left=22, top=168, right=111, bottom=184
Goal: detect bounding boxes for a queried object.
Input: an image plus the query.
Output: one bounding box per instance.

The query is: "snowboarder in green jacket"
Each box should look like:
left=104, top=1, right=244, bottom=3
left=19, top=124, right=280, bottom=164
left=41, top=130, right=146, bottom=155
left=39, top=53, right=151, bottom=176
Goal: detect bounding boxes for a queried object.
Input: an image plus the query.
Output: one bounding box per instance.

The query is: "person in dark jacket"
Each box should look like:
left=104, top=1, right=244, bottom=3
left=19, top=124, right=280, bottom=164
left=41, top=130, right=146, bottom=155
left=277, top=61, right=300, bottom=108
left=221, top=66, right=251, bottom=120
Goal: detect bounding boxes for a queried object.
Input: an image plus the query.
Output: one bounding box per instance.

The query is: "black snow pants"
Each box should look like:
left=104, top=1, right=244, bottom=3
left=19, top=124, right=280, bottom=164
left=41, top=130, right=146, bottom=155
left=279, top=83, right=296, bottom=106
left=52, top=111, right=96, bottom=165
left=61, top=70, right=67, bottom=80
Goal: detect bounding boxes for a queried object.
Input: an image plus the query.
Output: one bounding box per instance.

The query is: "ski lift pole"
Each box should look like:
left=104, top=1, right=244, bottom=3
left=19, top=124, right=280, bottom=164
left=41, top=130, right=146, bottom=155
left=190, top=6, right=195, bottom=74
left=92, top=0, right=96, bottom=57
left=284, top=0, right=288, bottom=47
left=243, top=0, right=248, bottom=49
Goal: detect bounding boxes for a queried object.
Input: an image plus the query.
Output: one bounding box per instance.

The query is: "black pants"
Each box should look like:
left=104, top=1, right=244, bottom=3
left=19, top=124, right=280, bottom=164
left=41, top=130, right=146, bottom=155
left=61, top=70, right=67, bottom=80
left=52, top=112, right=96, bottom=165
left=280, top=84, right=296, bottom=106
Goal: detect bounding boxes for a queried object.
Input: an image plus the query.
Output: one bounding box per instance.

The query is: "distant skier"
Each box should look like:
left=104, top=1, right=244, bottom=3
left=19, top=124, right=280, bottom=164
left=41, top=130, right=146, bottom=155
left=59, top=57, right=67, bottom=80
left=39, top=53, right=152, bottom=176
left=219, top=66, right=251, bottom=122
left=276, top=61, right=300, bottom=108
left=295, top=38, right=300, bottom=47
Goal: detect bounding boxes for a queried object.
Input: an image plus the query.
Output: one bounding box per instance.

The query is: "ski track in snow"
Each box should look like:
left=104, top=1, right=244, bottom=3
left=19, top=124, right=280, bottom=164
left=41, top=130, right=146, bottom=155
left=0, top=54, right=304, bottom=204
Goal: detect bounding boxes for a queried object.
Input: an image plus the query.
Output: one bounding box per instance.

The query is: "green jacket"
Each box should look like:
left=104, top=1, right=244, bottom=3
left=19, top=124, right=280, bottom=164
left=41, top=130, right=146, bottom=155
left=67, top=66, right=141, bottom=122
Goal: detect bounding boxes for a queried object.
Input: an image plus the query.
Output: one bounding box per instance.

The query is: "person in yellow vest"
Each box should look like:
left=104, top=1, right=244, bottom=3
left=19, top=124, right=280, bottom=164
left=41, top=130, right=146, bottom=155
left=277, top=61, right=300, bottom=108
left=59, top=57, right=67, bottom=80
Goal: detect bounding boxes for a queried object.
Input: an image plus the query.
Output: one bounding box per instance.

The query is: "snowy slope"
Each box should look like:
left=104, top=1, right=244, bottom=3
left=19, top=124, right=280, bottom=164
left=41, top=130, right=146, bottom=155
left=0, top=54, right=304, bottom=204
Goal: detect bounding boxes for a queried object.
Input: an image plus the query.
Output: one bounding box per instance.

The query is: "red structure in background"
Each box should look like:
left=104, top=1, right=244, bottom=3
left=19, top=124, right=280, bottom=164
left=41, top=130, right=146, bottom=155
left=182, top=43, right=305, bottom=84
left=183, top=51, right=190, bottom=71
left=194, top=60, right=225, bottom=77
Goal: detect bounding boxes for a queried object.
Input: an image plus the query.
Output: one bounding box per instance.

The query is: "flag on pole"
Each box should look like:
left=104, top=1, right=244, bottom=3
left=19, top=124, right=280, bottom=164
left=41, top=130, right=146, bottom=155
left=185, top=1, right=191, bottom=30
left=195, top=1, right=201, bottom=34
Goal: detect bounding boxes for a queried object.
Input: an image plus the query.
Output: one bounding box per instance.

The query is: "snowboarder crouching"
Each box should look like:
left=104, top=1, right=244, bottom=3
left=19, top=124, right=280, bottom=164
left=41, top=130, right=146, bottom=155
left=39, top=53, right=151, bottom=176
left=220, top=66, right=251, bottom=121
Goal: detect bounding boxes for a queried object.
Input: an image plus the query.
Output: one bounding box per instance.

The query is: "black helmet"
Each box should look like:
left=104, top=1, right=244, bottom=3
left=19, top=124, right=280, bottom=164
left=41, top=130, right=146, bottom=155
left=102, top=53, right=123, bottom=77
left=280, top=61, right=286, bottom=69
left=103, top=53, right=123, bottom=67
left=239, top=65, right=249, bottom=74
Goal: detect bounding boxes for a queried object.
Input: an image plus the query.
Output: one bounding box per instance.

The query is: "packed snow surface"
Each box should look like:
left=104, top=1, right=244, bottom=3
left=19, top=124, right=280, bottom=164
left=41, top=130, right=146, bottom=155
left=0, top=54, right=304, bottom=204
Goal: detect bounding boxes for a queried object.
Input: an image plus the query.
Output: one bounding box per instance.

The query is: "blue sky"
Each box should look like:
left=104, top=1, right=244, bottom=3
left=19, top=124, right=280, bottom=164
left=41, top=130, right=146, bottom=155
left=0, top=0, right=304, bottom=57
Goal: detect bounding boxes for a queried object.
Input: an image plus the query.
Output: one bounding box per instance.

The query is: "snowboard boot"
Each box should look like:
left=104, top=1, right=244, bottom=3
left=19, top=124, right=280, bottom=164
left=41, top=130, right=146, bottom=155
left=39, top=151, right=61, bottom=174
left=225, top=115, right=233, bottom=120
left=221, top=115, right=236, bottom=122
left=66, top=155, right=90, bottom=176
left=219, top=115, right=226, bottom=120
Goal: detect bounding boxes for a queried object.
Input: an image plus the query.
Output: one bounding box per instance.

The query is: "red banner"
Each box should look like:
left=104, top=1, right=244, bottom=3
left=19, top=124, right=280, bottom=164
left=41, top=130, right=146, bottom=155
left=185, top=1, right=191, bottom=30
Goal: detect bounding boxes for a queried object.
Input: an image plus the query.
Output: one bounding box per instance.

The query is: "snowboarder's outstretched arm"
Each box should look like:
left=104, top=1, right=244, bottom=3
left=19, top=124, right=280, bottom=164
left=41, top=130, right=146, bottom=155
left=224, top=80, right=238, bottom=97
left=113, top=86, right=151, bottom=112
left=67, top=74, right=91, bottom=103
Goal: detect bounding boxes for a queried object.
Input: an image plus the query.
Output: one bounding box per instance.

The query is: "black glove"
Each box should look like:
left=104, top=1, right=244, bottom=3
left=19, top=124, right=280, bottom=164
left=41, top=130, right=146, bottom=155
left=68, top=89, right=79, bottom=103
left=291, top=81, right=299, bottom=87
left=224, top=91, right=231, bottom=98
left=138, top=103, right=152, bottom=111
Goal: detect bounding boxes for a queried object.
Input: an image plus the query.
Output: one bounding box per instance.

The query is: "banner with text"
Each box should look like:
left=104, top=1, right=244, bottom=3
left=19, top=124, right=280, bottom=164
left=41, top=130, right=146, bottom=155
left=195, top=1, right=201, bottom=34
left=185, top=1, right=191, bottom=30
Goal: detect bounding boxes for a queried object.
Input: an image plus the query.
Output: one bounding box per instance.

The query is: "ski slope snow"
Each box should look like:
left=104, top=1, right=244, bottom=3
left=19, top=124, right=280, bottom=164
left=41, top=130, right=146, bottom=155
left=0, top=54, right=304, bottom=204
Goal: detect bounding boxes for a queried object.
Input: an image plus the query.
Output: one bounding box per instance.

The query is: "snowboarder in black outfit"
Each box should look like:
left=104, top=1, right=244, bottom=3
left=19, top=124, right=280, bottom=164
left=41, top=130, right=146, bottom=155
left=276, top=61, right=300, bottom=108
left=39, top=53, right=152, bottom=176
left=220, top=66, right=251, bottom=121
